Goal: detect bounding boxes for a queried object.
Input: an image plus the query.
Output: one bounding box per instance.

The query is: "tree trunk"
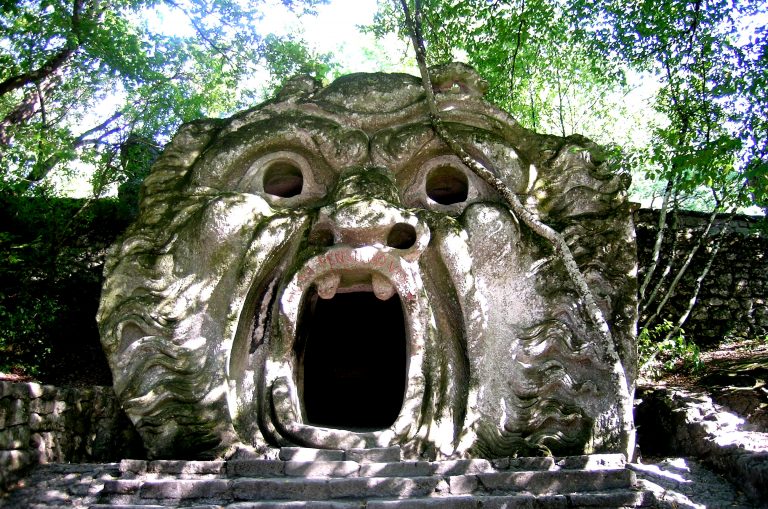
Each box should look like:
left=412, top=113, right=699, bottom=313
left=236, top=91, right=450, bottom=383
left=663, top=208, right=735, bottom=342
left=0, top=46, right=77, bottom=100
left=639, top=178, right=674, bottom=301
left=643, top=199, right=721, bottom=330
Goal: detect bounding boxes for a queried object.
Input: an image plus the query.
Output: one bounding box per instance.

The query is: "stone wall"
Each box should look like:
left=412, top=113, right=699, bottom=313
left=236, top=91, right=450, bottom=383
left=635, top=387, right=768, bottom=502
left=635, top=209, right=768, bottom=346
left=0, top=381, right=142, bottom=490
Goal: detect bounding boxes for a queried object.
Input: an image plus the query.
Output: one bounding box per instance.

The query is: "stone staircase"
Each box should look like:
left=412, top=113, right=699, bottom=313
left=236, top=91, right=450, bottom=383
left=91, top=447, right=656, bottom=508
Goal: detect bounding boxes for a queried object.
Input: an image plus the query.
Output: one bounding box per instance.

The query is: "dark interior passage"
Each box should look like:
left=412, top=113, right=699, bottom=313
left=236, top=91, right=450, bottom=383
left=297, top=291, right=406, bottom=430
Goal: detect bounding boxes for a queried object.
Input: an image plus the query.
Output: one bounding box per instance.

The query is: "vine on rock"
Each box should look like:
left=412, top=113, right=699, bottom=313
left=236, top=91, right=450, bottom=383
left=397, top=0, right=634, bottom=456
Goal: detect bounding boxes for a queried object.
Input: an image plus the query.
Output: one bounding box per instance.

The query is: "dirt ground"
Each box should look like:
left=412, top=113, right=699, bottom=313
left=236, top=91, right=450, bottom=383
left=641, top=337, right=768, bottom=431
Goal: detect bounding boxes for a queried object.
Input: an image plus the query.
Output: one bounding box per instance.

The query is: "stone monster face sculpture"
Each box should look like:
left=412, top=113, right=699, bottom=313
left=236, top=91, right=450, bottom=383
left=98, top=64, right=638, bottom=460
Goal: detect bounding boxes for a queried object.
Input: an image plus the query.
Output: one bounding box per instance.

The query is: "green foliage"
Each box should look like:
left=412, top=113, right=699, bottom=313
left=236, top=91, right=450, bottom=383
left=260, top=33, right=339, bottom=92
left=373, top=0, right=767, bottom=213
left=371, top=0, right=626, bottom=140
left=0, top=192, right=132, bottom=382
left=0, top=0, right=330, bottom=197
left=571, top=0, right=767, bottom=212
left=638, top=321, right=703, bottom=379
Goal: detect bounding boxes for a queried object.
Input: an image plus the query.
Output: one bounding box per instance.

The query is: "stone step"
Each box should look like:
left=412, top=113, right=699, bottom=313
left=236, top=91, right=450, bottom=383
left=90, top=488, right=655, bottom=508
left=99, top=468, right=634, bottom=504
left=93, top=451, right=650, bottom=508
left=120, top=458, right=497, bottom=479
left=278, top=447, right=401, bottom=463
left=118, top=454, right=626, bottom=479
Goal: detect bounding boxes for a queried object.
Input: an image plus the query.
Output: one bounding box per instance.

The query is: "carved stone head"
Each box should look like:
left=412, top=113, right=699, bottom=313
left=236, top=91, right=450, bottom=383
left=98, top=64, right=637, bottom=460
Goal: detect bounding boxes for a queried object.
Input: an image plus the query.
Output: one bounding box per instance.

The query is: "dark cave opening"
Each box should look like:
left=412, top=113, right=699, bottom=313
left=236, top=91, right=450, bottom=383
left=297, top=291, right=407, bottom=430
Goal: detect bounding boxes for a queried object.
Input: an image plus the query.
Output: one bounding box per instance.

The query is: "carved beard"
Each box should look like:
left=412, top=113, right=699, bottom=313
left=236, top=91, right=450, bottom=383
left=97, top=66, right=637, bottom=460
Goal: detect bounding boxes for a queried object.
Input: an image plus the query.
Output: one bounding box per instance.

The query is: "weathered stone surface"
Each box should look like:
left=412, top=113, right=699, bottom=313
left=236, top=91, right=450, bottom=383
left=280, top=448, right=345, bottom=461
left=345, top=446, right=401, bottom=463
left=284, top=460, right=360, bottom=478
left=636, top=209, right=768, bottom=346
left=228, top=459, right=286, bottom=477
left=147, top=459, right=226, bottom=475
left=358, top=461, right=433, bottom=478
left=138, top=479, right=231, bottom=499
left=636, top=386, right=768, bottom=503
left=97, top=64, right=638, bottom=461
left=0, top=382, right=142, bottom=490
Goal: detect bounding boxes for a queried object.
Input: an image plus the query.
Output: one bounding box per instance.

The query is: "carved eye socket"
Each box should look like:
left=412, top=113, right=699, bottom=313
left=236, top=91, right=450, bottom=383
left=426, top=165, right=469, bottom=205
left=263, top=161, right=304, bottom=197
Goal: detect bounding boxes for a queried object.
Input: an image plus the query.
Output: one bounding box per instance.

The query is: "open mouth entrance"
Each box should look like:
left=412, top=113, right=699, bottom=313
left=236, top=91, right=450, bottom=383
left=296, top=290, right=407, bottom=430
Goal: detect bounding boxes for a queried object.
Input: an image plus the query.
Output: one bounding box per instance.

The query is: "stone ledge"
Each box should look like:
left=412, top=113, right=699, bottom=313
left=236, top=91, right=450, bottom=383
left=636, top=386, right=768, bottom=502
left=0, top=381, right=141, bottom=491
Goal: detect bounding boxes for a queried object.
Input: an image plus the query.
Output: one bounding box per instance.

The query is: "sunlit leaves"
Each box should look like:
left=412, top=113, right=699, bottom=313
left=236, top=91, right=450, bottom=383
left=375, top=0, right=767, bottom=213
left=0, top=0, right=331, bottom=197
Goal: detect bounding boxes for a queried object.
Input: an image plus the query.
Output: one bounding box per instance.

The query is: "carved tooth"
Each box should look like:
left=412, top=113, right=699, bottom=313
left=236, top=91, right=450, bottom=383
left=316, top=273, right=340, bottom=299
left=372, top=273, right=396, bottom=301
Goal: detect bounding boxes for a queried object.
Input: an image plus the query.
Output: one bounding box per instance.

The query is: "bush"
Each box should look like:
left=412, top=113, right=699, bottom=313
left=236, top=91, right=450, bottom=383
left=0, top=193, right=131, bottom=384
left=639, top=320, right=703, bottom=380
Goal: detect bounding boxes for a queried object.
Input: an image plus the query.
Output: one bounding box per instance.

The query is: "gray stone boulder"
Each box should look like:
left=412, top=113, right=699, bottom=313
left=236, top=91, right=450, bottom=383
left=97, top=64, right=638, bottom=460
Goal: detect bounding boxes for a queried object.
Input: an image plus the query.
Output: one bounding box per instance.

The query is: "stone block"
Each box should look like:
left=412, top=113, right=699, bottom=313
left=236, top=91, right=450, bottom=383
left=28, top=412, right=45, bottom=431
left=431, top=459, right=493, bottom=475
left=449, top=475, right=478, bottom=495
left=359, top=461, right=433, bottom=478
left=232, top=478, right=329, bottom=500
left=227, top=502, right=362, bottom=509
left=120, top=459, right=149, bottom=474
left=29, top=397, right=56, bottom=415
left=476, top=494, right=569, bottom=508
left=0, top=424, right=31, bottom=449
left=472, top=469, right=634, bottom=495
left=0, top=381, right=10, bottom=399
left=227, top=459, right=285, bottom=477
left=367, top=497, right=478, bottom=509
left=493, top=457, right=555, bottom=471
left=5, top=382, right=41, bottom=399
left=279, top=447, right=345, bottom=461
left=555, top=454, right=626, bottom=470
left=0, top=449, right=35, bottom=475
left=148, top=459, right=226, bottom=475
left=327, top=477, right=440, bottom=499
left=101, top=479, right=142, bottom=494
left=1, top=397, right=28, bottom=428
left=345, top=447, right=401, bottom=463
left=285, top=460, right=360, bottom=477
left=567, top=490, right=655, bottom=507
left=88, top=504, right=168, bottom=509
left=139, top=479, right=230, bottom=500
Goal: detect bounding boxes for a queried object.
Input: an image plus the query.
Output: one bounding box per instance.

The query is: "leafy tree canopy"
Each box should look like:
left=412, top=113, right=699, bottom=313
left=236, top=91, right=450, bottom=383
left=0, top=0, right=332, bottom=197
left=371, top=0, right=767, bottom=214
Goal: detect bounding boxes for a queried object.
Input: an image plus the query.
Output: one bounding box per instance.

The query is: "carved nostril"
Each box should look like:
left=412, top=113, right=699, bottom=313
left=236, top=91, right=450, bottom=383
left=308, top=225, right=335, bottom=247
left=386, top=223, right=417, bottom=250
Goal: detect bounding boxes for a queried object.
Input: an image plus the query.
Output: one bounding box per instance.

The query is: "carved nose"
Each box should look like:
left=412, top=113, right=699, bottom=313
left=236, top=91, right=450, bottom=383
left=309, top=169, right=429, bottom=260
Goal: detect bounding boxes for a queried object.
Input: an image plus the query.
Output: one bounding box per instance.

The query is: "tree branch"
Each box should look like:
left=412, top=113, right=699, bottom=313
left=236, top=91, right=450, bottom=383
left=399, top=0, right=616, bottom=356
left=397, top=0, right=633, bottom=457
left=639, top=178, right=674, bottom=301
left=0, top=47, right=77, bottom=99
left=509, top=0, right=526, bottom=100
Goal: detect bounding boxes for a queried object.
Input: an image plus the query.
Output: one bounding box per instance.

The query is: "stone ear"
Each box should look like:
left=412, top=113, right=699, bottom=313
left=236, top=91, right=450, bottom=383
left=428, top=62, right=489, bottom=98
